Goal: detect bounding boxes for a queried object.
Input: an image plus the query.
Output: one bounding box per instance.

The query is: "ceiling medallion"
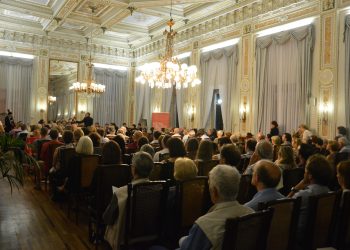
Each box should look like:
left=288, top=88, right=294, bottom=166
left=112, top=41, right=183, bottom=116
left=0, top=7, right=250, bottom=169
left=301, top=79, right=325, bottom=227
left=135, top=1, right=201, bottom=90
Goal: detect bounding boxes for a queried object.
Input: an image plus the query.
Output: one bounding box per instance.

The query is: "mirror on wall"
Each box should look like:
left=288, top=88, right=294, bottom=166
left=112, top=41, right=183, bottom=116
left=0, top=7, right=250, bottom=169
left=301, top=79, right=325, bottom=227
left=48, top=60, right=78, bottom=122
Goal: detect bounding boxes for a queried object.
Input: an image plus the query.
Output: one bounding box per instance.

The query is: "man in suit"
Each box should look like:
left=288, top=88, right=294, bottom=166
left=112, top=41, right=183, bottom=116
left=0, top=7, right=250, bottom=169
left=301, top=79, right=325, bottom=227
left=77, top=112, right=93, bottom=127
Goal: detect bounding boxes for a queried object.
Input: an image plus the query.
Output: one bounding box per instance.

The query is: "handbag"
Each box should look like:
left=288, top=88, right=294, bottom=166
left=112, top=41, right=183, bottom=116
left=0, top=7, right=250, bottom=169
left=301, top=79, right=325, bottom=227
left=103, top=193, right=119, bottom=225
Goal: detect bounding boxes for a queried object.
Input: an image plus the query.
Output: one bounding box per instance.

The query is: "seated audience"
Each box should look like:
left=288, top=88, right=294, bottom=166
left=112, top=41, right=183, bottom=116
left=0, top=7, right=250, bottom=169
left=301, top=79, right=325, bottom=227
left=97, top=128, right=109, bottom=143
left=337, top=160, right=350, bottom=192
left=297, top=143, right=314, bottom=168
left=186, top=138, right=199, bottom=160
left=275, top=146, right=297, bottom=170
left=105, top=152, right=154, bottom=249
left=137, top=136, right=149, bottom=149
left=17, top=124, right=29, bottom=138
left=213, top=137, right=231, bottom=160
left=288, top=155, right=333, bottom=246
left=140, top=144, right=155, bottom=158
left=282, top=132, right=292, bottom=146
left=153, top=135, right=171, bottom=162
left=89, top=132, right=102, bottom=155
left=244, top=140, right=273, bottom=175
left=174, top=157, right=198, bottom=181
left=298, top=124, right=312, bottom=144
left=241, top=138, right=257, bottom=159
left=244, top=160, right=284, bottom=211
left=52, top=130, right=74, bottom=171
left=219, top=144, right=241, bottom=167
left=150, top=130, right=162, bottom=147
left=335, top=126, right=347, bottom=141
left=112, top=134, right=126, bottom=155
left=179, top=165, right=254, bottom=249
left=101, top=141, right=122, bottom=164
left=271, top=135, right=281, bottom=161
left=338, top=137, right=350, bottom=153
left=196, top=140, right=214, bottom=162
left=73, top=128, right=84, bottom=146
left=166, top=137, right=187, bottom=163
left=127, top=130, right=143, bottom=150
left=40, top=129, right=63, bottom=173
left=326, top=140, right=339, bottom=167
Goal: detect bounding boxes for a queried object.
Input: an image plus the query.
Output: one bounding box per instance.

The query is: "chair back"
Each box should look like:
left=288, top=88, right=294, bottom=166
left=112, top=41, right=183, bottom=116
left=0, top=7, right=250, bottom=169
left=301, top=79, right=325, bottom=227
left=149, top=162, right=174, bottom=182
left=222, top=208, right=274, bottom=250
left=335, top=152, right=350, bottom=166
left=175, top=177, right=210, bottom=230
left=46, top=143, right=63, bottom=169
left=93, top=164, right=132, bottom=219
left=237, top=175, right=257, bottom=204
left=125, top=181, right=169, bottom=246
left=196, top=159, right=219, bottom=176
left=59, top=147, right=76, bottom=170
left=36, top=139, right=51, bottom=160
left=280, top=167, right=304, bottom=196
left=259, top=198, right=301, bottom=250
left=80, top=154, right=101, bottom=188
left=303, top=191, right=341, bottom=250
left=336, top=191, right=350, bottom=250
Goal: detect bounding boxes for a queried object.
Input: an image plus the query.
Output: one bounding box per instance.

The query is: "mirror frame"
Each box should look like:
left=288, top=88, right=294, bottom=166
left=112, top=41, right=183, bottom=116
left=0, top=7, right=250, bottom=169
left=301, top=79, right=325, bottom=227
left=48, top=59, right=79, bottom=122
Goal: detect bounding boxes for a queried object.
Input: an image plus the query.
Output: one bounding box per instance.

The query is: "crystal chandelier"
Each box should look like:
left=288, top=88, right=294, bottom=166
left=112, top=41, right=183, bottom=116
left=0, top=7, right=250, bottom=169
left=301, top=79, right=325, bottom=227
left=135, top=2, right=201, bottom=90
left=69, top=6, right=106, bottom=95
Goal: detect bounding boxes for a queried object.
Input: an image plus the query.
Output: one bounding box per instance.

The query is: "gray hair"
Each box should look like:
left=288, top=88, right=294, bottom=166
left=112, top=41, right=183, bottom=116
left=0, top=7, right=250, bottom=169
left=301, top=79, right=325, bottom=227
left=209, top=164, right=240, bottom=201
left=140, top=144, right=155, bottom=157
left=338, top=137, right=350, bottom=146
left=256, top=140, right=273, bottom=160
left=132, top=151, right=154, bottom=178
left=76, top=136, right=93, bottom=155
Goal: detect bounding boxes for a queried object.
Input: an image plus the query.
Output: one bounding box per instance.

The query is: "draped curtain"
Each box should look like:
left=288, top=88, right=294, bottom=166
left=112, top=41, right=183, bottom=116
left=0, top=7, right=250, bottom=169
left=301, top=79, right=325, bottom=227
left=134, top=71, right=154, bottom=127
left=344, top=16, right=350, bottom=132
left=175, top=57, right=190, bottom=128
left=254, top=26, right=314, bottom=134
left=199, top=45, right=239, bottom=130
left=0, top=56, right=33, bottom=124
left=92, top=67, right=128, bottom=125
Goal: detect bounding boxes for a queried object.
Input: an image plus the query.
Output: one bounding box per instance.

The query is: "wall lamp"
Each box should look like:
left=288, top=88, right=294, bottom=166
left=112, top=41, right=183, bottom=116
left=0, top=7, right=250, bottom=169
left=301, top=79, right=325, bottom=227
left=239, top=102, right=248, bottom=123
left=187, top=105, right=195, bottom=122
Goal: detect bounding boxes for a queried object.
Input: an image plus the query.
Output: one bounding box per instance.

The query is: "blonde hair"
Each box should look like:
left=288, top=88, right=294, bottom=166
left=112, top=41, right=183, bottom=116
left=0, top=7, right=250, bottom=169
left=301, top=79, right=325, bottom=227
left=73, top=128, right=84, bottom=142
left=174, top=157, right=198, bottom=181
left=76, top=136, right=93, bottom=155
left=271, top=136, right=281, bottom=145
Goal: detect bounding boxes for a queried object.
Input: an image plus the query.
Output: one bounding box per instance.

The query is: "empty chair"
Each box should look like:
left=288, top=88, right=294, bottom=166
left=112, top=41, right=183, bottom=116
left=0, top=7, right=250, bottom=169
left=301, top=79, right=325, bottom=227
left=123, top=181, right=169, bottom=249
left=222, top=208, right=274, bottom=250
left=196, top=159, right=219, bottom=176
left=88, top=164, right=132, bottom=243
left=237, top=175, right=257, bottom=204
left=258, top=198, right=301, bottom=250
left=301, top=192, right=341, bottom=250
left=279, top=167, right=304, bottom=196
left=175, top=177, right=211, bottom=235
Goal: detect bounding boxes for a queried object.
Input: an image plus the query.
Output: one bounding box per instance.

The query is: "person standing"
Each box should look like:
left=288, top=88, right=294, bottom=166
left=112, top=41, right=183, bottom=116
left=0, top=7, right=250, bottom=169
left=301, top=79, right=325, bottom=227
left=77, top=112, right=93, bottom=127
left=4, top=109, right=15, bottom=133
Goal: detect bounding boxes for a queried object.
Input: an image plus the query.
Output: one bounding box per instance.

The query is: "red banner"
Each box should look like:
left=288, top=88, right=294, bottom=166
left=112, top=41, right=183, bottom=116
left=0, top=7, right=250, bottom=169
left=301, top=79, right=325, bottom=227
left=152, top=112, right=170, bottom=130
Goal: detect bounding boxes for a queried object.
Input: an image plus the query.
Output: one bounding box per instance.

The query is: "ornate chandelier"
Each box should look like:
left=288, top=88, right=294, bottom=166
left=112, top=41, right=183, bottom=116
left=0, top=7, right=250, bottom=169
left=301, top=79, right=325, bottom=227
left=135, top=4, right=201, bottom=90
left=69, top=6, right=106, bottom=95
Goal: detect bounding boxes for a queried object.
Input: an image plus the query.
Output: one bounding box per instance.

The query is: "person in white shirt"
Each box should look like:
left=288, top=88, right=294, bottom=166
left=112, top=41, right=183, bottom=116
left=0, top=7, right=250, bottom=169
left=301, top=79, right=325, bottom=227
left=338, top=137, right=350, bottom=153
left=298, top=124, right=312, bottom=144
left=153, top=134, right=171, bottom=162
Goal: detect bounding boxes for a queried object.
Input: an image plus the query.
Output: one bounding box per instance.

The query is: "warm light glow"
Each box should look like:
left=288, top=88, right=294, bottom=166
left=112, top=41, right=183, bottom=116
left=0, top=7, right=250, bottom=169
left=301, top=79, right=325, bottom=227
left=0, top=51, right=34, bottom=59
left=257, top=17, right=314, bottom=37
left=153, top=106, right=160, bottom=112
left=217, top=98, right=223, bottom=105
left=201, top=38, right=239, bottom=53
left=319, top=102, right=333, bottom=113
left=187, top=106, right=195, bottom=116
left=175, top=52, right=191, bottom=60
left=48, top=96, right=56, bottom=103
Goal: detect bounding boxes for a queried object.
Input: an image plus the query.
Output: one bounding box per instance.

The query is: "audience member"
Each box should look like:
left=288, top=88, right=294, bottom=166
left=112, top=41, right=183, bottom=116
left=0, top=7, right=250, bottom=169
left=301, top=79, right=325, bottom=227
left=275, top=146, right=297, bottom=170
left=196, top=140, right=214, bottom=162
left=337, top=160, right=350, bottom=192
left=112, top=134, right=126, bottom=155
left=282, top=132, right=292, bottom=146
left=40, top=129, right=63, bottom=173
left=140, top=144, right=155, bottom=158
left=101, top=141, right=121, bottom=164
left=89, top=132, right=102, bottom=155
left=270, top=121, right=279, bottom=136
left=297, top=143, right=315, bottom=168
left=219, top=144, right=241, bottom=167
left=153, top=135, right=171, bottom=162
left=137, top=136, right=149, bottom=149
left=185, top=137, right=199, bottom=160
left=298, top=124, right=312, bottom=144
left=179, top=165, right=254, bottom=249
left=326, top=140, right=339, bottom=167
left=167, top=137, right=186, bottom=162
left=97, top=128, right=109, bottom=143
left=338, top=137, right=350, bottom=153
left=241, top=138, right=257, bottom=159
left=174, top=157, right=198, bottom=181
left=150, top=130, right=162, bottom=147
left=244, top=160, right=284, bottom=211
left=244, top=140, right=273, bottom=175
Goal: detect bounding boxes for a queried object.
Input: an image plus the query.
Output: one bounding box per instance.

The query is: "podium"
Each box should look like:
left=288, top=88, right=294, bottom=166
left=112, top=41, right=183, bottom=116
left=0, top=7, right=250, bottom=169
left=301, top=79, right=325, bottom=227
left=152, top=112, right=170, bottom=130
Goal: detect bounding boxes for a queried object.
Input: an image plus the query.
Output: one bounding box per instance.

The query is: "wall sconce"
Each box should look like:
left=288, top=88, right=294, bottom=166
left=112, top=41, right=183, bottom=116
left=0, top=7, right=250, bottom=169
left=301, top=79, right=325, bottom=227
left=239, top=102, right=248, bottom=123
left=319, top=101, right=333, bottom=124
left=216, top=98, right=223, bottom=105
left=48, top=95, right=56, bottom=105
left=153, top=106, right=160, bottom=113
left=187, top=105, right=195, bottom=122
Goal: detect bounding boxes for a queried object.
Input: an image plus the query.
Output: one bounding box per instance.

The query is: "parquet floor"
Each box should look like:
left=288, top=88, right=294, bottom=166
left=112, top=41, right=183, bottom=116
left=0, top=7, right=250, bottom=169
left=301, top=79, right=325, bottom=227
left=0, top=179, right=109, bottom=250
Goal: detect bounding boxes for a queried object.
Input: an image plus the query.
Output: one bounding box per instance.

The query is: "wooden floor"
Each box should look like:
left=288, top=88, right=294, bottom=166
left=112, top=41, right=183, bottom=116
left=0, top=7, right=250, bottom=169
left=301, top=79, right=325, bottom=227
left=0, top=178, right=109, bottom=250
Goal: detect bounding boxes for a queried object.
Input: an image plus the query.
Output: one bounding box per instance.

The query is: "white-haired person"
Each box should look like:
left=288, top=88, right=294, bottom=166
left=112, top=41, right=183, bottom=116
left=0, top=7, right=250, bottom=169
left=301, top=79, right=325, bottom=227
left=174, top=157, right=198, bottom=182
left=338, top=137, right=350, bottom=153
left=179, top=165, right=254, bottom=250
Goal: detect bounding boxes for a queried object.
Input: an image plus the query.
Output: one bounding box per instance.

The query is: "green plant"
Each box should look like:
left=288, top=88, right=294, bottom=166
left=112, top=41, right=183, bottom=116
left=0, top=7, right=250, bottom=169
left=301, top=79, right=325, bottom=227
left=0, top=135, right=39, bottom=192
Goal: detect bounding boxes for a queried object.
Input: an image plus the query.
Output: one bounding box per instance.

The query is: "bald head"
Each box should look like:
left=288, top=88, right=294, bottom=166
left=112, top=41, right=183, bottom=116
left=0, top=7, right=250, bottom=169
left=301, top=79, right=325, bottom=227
left=253, top=160, right=281, bottom=189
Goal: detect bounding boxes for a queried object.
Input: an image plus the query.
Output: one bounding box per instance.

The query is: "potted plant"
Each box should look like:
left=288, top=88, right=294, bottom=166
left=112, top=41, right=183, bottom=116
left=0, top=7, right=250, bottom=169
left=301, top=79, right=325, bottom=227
left=0, top=135, right=39, bottom=192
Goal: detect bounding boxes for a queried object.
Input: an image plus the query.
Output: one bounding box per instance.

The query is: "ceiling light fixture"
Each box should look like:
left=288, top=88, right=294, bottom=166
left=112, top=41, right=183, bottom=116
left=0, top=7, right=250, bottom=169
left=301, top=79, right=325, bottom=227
left=135, top=0, right=201, bottom=90
left=69, top=6, right=105, bottom=96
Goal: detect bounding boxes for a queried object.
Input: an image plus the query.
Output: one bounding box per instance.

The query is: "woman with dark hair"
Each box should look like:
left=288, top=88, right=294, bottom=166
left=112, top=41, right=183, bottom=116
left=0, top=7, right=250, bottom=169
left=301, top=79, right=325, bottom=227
left=186, top=138, right=199, bottom=160
left=112, top=134, right=126, bottom=155
left=270, top=121, right=279, bottom=136
left=102, top=141, right=121, bottom=164
left=137, top=136, right=149, bottom=150
left=167, top=137, right=186, bottom=162
left=196, top=140, right=214, bottom=162
left=89, top=132, right=102, bottom=155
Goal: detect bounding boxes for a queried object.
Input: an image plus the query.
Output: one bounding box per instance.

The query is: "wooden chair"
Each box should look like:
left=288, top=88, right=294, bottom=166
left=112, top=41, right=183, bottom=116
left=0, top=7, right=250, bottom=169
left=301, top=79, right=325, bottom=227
left=88, top=164, right=132, bottom=244
left=196, top=159, right=219, bottom=176
left=279, top=167, right=304, bottom=196
left=222, top=208, right=274, bottom=250
left=67, top=154, right=101, bottom=224
left=335, top=191, right=350, bottom=250
left=236, top=174, right=257, bottom=204
left=175, top=177, right=211, bottom=236
left=258, top=198, right=301, bottom=250
left=59, top=147, right=76, bottom=170
left=302, top=191, right=341, bottom=250
left=123, top=181, right=169, bottom=249
left=149, top=162, right=175, bottom=183
left=42, top=143, right=63, bottom=190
